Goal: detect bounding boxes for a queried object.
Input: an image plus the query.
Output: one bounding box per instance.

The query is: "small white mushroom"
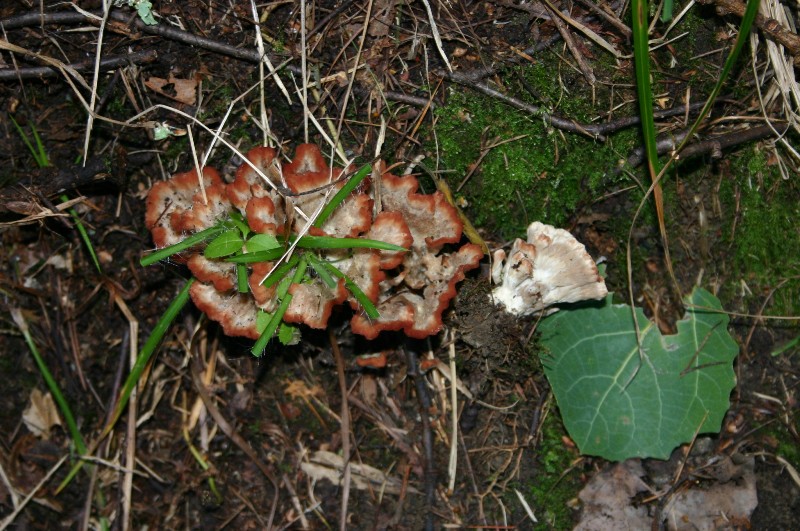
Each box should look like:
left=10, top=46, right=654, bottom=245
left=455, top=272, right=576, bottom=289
left=491, top=222, right=608, bottom=316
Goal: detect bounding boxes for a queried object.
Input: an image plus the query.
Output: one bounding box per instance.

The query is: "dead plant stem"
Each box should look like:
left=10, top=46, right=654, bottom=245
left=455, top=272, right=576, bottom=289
left=328, top=330, right=352, bottom=531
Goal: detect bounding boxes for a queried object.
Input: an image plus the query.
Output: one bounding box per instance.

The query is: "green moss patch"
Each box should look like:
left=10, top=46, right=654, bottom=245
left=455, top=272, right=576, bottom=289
left=720, top=145, right=800, bottom=316
left=432, top=64, right=637, bottom=241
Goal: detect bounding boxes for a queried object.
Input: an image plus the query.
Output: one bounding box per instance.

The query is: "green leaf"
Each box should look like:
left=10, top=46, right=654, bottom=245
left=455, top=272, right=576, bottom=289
left=246, top=234, right=281, bottom=253
left=314, top=164, right=372, bottom=228
left=227, top=211, right=251, bottom=237
left=278, top=323, right=300, bottom=345
left=538, top=288, right=738, bottom=461
left=204, top=229, right=244, bottom=258
left=133, top=0, right=158, bottom=25
left=296, top=235, right=406, bottom=252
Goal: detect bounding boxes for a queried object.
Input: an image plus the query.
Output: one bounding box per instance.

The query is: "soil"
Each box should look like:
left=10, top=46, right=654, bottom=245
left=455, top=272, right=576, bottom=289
left=1, top=1, right=799, bottom=530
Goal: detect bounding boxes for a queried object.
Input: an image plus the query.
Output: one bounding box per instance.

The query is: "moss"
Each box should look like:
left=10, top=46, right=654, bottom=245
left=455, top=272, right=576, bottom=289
left=431, top=61, right=639, bottom=241
left=163, top=136, right=189, bottom=163
left=718, top=145, right=800, bottom=315
left=522, top=408, right=583, bottom=529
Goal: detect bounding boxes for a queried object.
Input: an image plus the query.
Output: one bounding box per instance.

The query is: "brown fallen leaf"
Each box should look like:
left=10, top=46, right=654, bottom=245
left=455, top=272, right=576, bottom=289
left=144, top=74, right=198, bottom=105
left=22, top=388, right=62, bottom=439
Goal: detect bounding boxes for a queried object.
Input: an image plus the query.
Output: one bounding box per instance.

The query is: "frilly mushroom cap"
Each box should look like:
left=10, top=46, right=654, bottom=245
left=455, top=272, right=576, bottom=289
left=190, top=282, right=260, bottom=339
left=491, top=221, right=607, bottom=316
left=352, top=243, right=484, bottom=339
left=145, top=166, right=223, bottom=251
left=227, top=146, right=280, bottom=211
left=145, top=144, right=484, bottom=341
left=379, top=173, right=464, bottom=249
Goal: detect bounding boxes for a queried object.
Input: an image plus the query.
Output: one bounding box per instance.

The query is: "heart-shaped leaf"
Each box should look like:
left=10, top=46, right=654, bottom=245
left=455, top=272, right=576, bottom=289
left=538, top=288, right=738, bottom=461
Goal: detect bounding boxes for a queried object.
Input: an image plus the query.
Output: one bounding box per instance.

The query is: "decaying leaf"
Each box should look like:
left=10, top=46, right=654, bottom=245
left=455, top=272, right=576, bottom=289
left=301, top=450, right=417, bottom=495
left=144, top=74, right=198, bottom=105
left=22, top=388, right=61, bottom=438
left=576, top=457, right=758, bottom=531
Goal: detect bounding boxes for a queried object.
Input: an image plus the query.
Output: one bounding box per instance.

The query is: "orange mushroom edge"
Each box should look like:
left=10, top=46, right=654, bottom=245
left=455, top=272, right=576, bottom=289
left=144, top=144, right=485, bottom=344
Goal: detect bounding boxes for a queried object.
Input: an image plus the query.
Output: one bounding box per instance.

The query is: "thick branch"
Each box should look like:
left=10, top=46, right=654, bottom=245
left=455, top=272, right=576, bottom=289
left=0, top=49, right=157, bottom=81
left=696, top=0, right=800, bottom=65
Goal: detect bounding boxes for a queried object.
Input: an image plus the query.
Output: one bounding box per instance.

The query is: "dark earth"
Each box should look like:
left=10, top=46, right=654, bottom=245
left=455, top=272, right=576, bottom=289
left=1, top=1, right=799, bottom=529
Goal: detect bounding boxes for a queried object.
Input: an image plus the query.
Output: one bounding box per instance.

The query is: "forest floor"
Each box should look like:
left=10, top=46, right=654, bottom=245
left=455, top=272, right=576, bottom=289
left=1, top=1, right=799, bottom=529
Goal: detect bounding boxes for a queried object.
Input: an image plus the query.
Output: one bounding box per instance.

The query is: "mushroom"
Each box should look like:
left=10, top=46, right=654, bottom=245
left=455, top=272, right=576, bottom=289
left=490, top=221, right=607, bottom=316
left=145, top=145, right=483, bottom=341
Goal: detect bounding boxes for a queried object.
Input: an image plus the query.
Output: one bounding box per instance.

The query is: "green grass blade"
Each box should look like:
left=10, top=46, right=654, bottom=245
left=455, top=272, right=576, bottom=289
left=306, top=254, right=338, bottom=289
left=236, top=263, right=249, bottom=293
left=296, top=235, right=406, bottom=252
left=140, top=225, right=226, bottom=266
left=251, top=257, right=308, bottom=356
left=631, top=0, right=662, bottom=180
left=260, top=254, right=301, bottom=289
left=661, top=0, right=674, bottom=22
left=103, top=278, right=195, bottom=439
left=9, top=114, right=49, bottom=167
left=320, top=261, right=380, bottom=319
left=313, top=164, right=372, bottom=228
left=57, top=278, right=195, bottom=492
left=10, top=308, right=88, bottom=455
left=60, top=194, right=102, bottom=274
left=224, top=247, right=287, bottom=263
left=30, top=119, right=50, bottom=167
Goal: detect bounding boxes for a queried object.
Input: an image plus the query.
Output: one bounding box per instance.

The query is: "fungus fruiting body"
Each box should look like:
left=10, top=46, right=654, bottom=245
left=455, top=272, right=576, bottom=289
left=490, top=221, right=608, bottom=316
left=145, top=144, right=483, bottom=343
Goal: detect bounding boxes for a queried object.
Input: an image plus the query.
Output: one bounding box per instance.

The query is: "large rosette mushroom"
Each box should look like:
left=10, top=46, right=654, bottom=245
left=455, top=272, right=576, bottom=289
left=145, top=145, right=483, bottom=342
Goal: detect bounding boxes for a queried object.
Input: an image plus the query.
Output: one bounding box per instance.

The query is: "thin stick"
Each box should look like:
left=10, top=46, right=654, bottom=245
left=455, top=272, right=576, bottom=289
left=82, top=0, right=112, bottom=166
left=420, top=0, right=452, bottom=72
left=0, top=454, right=69, bottom=530
left=300, top=0, right=309, bottom=143
left=333, top=0, right=374, bottom=148
left=111, top=295, right=139, bottom=531
left=186, top=124, right=207, bottom=205
left=329, top=329, right=352, bottom=531
left=404, top=348, right=436, bottom=530
left=447, top=332, right=458, bottom=495
left=190, top=353, right=279, bottom=528
left=248, top=0, right=272, bottom=147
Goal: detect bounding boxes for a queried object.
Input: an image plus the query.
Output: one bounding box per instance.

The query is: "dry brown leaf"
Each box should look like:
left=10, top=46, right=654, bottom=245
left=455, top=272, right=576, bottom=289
left=367, top=0, right=396, bottom=38
left=301, top=450, right=416, bottom=495
left=284, top=379, right=323, bottom=400
left=144, top=74, right=197, bottom=105
left=576, top=457, right=758, bottom=531
left=22, top=388, right=62, bottom=439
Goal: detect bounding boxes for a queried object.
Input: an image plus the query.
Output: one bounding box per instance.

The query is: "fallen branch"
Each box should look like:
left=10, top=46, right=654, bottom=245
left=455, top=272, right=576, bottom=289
left=0, top=49, right=157, bottom=81
left=620, top=122, right=790, bottom=172
left=696, top=0, right=800, bottom=65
